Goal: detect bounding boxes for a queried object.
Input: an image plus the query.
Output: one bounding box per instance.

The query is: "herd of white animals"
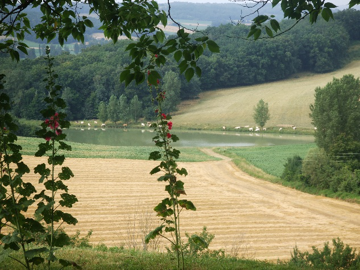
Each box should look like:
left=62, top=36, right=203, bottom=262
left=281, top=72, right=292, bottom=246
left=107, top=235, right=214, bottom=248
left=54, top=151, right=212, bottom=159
left=222, top=125, right=298, bottom=132
left=76, top=121, right=318, bottom=132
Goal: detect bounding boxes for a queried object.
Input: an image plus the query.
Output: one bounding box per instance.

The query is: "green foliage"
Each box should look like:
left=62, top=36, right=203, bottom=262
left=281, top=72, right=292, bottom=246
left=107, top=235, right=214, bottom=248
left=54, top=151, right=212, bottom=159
left=310, top=75, right=360, bottom=156
left=302, top=148, right=335, bottom=190
left=129, top=95, right=142, bottom=122
left=247, top=0, right=353, bottom=40
left=184, top=227, right=214, bottom=256
left=281, top=155, right=303, bottom=182
left=107, top=95, right=120, bottom=124
left=253, top=99, right=270, bottom=128
left=31, top=47, right=78, bottom=269
left=0, top=90, right=41, bottom=269
left=147, top=87, right=195, bottom=270
left=161, top=71, right=181, bottom=114
left=97, top=101, right=108, bottom=123
left=290, top=238, right=360, bottom=269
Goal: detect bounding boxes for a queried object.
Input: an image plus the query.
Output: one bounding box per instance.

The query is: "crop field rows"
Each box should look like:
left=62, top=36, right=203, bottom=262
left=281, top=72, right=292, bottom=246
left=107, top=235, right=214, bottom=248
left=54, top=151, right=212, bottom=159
left=21, top=154, right=360, bottom=262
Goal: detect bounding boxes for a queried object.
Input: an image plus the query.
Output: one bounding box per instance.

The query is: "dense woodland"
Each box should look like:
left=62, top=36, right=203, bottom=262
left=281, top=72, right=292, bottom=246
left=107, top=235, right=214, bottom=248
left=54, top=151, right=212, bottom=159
left=1, top=8, right=360, bottom=122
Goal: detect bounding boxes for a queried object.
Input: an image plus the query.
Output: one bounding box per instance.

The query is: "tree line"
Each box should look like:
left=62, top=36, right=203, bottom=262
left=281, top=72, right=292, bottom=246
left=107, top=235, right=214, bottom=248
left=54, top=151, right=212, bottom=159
left=0, top=9, right=359, bottom=122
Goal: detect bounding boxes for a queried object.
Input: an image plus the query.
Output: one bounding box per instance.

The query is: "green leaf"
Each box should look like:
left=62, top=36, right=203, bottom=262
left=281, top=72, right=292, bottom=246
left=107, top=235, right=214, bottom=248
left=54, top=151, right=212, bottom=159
left=120, top=70, right=131, bottom=83
left=176, top=168, right=188, bottom=176
left=321, top=8, right=333, bottom=21
left=270, top=19, right=281, bottom=32
left=53, top=232, right=71, bottom=247
left=60, top=193, right=78, bottom=207
left=178, top=200, right=196, bottom=211
left=349, top=0, right=360, bottom=8
left=265, top=26, right=273, bottom=37
left=272, top=0, right=281, bottom=7
left=149, top=150, right=161, bottom=160
left=253, top=29, right=262, bottom=40
left=206, top=40, right=220, bottom=53
left=155, top=31, right=165, bottom=43
left=174, top=50, right=182, bottom=62
left=324, top=2, right=337, bottom=8
left=195, top=66, right=202, bottom=77
left=150, top=166, right=161, bottom=175
left=185, top=68, right=195, bottom=82
left=145, top=225, right=164, bottom=244
left=25, top=247, right=48, bottom=259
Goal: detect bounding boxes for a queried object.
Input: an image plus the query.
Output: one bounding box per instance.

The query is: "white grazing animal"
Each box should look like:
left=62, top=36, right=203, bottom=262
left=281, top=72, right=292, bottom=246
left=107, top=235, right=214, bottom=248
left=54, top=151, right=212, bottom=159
left=263, top=127, right=266, bottom=131
left=234, top=126, right=241, bottom=129
left=279, top=127, right=283, bottom=131
left=249, top=127, right=253, bottom=131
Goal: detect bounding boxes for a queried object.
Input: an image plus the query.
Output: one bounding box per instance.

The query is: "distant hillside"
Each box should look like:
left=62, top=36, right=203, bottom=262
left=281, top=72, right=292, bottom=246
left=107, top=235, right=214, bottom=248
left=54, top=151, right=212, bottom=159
left=172, top=60, right=360, bottom=129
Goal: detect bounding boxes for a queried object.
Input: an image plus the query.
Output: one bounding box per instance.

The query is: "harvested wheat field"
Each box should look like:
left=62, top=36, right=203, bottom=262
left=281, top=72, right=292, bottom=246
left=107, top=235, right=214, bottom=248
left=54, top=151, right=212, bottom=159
left=22, top=151, right=360, bottom=262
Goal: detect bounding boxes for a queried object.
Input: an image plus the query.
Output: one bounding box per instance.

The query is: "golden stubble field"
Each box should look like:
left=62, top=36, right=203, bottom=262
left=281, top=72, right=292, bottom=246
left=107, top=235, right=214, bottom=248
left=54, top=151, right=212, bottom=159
left=173, top=60, right=360, bottom=129
left=21, top=151, right=360, bottom=262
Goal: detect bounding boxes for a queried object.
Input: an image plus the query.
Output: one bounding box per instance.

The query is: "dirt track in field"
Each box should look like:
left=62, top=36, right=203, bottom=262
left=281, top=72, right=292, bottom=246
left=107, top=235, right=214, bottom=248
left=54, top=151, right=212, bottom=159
left=22, top=151, right=360, bottom=261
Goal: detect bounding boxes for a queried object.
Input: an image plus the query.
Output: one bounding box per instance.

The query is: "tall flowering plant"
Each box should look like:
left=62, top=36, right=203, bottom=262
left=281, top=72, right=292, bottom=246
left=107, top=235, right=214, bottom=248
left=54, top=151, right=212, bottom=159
left=0, top=89, right=43, bottom=270
left=33, top=47, right=79, bottom=269
left=146, top=82, right=196, bottom=270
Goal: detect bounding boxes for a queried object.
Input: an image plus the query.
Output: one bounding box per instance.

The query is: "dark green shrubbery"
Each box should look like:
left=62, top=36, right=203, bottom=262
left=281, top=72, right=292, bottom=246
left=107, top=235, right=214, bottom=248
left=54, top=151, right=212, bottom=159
left=281, top=155, right=303, bottom=182
left=290, top=238, right=360, bottom=269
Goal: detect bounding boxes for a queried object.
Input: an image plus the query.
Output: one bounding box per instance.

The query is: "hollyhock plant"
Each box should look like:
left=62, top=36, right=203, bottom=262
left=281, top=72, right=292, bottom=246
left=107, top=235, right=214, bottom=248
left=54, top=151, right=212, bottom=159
left=147, top=87, right=195, bottom=270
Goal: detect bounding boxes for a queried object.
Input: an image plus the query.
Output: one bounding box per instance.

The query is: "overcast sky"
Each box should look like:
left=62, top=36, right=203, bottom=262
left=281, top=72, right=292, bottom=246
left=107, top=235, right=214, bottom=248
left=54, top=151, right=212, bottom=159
left=157, top=0, right=352, bottom=10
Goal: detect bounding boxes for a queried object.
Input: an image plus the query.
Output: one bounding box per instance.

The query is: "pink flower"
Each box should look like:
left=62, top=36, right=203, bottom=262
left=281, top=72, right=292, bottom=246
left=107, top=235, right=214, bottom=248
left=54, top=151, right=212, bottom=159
left=161, top=113, right=166, bottom=119
left=45, top=113, right=59, bottom=130
left=55, top=129, right=62, bottom=136
left=167, top=133, right=171, bottom=138
left=155, top=54, right=158, bottom=58
left=147, top=70, right=151, bottom=75
left=45, top=137, right=51, bottom=141
left=167, top=121, right=172, bottom=130
left=155, top=109, right=158, bottom=113
left=157, top=79, right=160, bottom=85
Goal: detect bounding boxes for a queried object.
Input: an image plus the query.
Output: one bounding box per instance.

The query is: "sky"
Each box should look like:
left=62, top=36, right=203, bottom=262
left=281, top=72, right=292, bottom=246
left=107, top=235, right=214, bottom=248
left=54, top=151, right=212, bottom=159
left=157, top=0, right=352, bottom=10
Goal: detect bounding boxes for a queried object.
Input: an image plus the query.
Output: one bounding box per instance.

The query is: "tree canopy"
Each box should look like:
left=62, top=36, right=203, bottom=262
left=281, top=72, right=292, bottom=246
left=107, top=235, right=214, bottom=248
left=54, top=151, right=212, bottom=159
left=253, top=99, right=270, bottom=129
left=310, top=74, right=360, bottom=162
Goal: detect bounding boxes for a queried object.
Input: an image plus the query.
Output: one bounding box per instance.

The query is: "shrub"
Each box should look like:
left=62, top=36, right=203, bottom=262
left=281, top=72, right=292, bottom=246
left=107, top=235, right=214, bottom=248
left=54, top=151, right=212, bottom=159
left=290, top=238, right=360, bottom=269
left=281, top=155, right=303, bottom=182
left=302, top=148, right=336, bottom=190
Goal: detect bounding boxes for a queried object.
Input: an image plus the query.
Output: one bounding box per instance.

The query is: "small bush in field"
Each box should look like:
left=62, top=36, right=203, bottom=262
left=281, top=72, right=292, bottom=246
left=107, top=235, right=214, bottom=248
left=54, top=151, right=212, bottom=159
left=290, top=238, right=360, bottom=269
left=281, top=155, right=303, bottom=182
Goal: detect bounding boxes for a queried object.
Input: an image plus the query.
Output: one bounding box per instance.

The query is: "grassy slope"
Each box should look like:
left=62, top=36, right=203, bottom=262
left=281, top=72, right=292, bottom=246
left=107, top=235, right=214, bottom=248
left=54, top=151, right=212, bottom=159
left=173, top=60, right=360, bottom=130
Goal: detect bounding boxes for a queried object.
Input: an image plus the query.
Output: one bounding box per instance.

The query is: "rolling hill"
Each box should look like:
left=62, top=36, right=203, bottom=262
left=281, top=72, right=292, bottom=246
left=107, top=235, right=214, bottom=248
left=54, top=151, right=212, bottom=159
left=172, top=60, right=360, bottom=130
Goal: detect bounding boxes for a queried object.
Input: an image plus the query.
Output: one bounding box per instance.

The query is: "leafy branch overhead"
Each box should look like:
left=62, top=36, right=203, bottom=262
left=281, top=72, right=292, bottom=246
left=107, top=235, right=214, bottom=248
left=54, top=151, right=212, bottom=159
left=238, top=0, right=355, bottom=39
left=0, top=0, right=219, bottom=83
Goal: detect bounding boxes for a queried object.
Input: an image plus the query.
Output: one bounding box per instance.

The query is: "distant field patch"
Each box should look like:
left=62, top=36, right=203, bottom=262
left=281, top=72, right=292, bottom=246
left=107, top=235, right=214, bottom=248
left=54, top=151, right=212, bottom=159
left=214, top=143, right=316, bottom=177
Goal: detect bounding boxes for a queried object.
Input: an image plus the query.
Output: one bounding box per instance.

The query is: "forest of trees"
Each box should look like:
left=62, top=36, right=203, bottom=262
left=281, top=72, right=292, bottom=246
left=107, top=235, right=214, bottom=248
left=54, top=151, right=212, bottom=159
left=1, top=9, right=359, bottom=122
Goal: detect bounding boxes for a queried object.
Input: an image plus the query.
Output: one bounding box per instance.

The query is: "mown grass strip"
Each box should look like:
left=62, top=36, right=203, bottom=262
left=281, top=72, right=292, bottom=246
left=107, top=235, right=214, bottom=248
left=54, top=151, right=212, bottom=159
left=17, top=136, right=219, bottom=162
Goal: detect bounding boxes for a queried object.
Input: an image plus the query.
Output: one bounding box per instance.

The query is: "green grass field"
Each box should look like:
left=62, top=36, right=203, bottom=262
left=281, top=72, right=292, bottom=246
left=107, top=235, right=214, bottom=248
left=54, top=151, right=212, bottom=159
left=17, top=136, right=219, bottom=162
left=215, top=143, right=316, bottom=178
left=0, top=246, right=311, bottom=270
